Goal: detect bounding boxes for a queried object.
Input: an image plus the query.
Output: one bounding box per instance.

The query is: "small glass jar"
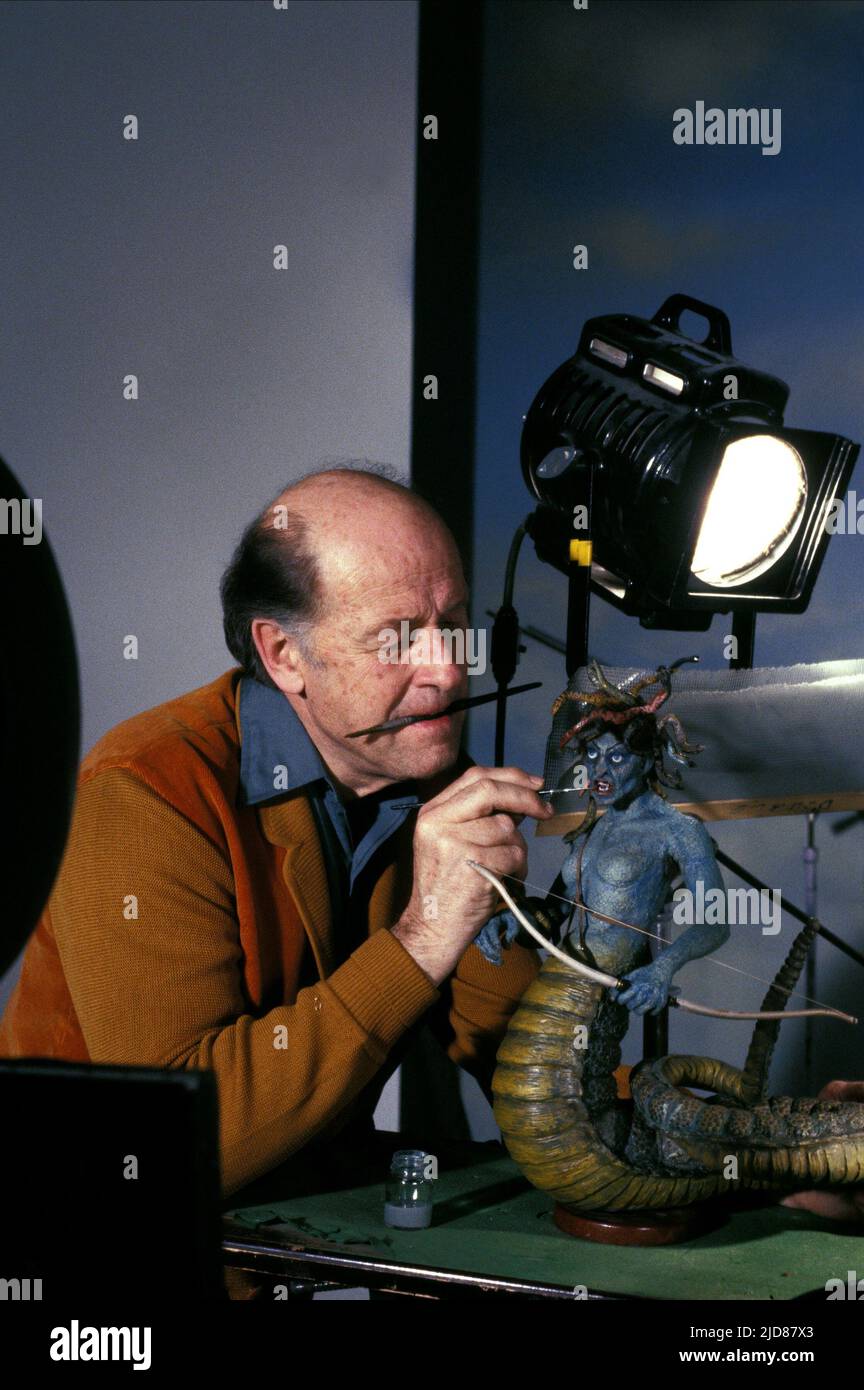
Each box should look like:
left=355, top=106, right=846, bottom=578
left=383, top=1149, right=434, bottom=1229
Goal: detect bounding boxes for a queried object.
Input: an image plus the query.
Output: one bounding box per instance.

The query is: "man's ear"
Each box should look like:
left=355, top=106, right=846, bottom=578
left=251, top=618, right=306, bottom=694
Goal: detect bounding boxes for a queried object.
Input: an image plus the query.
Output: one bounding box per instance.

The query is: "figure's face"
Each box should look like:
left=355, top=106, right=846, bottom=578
left=257, top=486, right=470, bottom=796
left=582, top=730, right=652, bottom=806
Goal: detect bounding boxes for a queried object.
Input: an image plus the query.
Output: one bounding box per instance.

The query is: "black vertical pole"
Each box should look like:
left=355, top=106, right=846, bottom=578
left=402, top=0, right=484, bottom=1140
left=409, top=0, right=483, bottom=579
left=645, top=614, right=758, bottom=1059
left=565, top=458, right=594, bottom=677
left=803, top=812, right=818, bottom=1092
left=730, top=610, right=756, bottom=669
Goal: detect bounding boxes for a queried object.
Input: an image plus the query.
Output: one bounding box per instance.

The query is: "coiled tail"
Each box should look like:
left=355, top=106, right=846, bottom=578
left=492, top=953, right=864, bottom=1212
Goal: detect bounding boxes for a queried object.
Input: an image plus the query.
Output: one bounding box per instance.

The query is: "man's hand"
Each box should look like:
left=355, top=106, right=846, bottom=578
left=779, top=1080, right=864, bottom=1223
left=391, top=766, right=554, bottom=986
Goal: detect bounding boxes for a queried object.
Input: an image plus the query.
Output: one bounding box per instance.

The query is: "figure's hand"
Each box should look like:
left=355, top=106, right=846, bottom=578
left=779, top=1081, right=864, bottom=1223
left=612, top=960, right=674, bottom=1015
left=473, top=909, right=521, bottom=966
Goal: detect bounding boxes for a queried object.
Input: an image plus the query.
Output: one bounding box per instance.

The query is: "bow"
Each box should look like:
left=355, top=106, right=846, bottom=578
left=466, top=860, right=857, bottom=1025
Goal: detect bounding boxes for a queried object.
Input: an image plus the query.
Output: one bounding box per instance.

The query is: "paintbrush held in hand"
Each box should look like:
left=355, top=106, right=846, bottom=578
left=345, top=682, right=542, bottom=738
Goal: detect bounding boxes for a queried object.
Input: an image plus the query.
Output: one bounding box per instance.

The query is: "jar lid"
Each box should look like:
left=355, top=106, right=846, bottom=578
left=389, top=1148, right=428, bottom=1173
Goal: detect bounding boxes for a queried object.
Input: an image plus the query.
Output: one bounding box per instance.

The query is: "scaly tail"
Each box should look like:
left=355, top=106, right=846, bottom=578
left=493, top=954, right=864, bottom=1212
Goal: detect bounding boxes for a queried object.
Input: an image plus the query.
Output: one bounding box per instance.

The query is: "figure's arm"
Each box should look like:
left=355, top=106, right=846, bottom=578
left=51, top=769, right=442, bottom=1200
left=473, top=870, right=570, bottom=964
left=614, top=815, right=728, bottom=1015
left=656, top=814, right=729, bottom=973
left=450, top=872, right=569, bottom=1087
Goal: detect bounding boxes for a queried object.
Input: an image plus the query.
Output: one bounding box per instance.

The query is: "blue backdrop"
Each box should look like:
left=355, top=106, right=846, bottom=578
left=466, top=0, right=864, bottom=1089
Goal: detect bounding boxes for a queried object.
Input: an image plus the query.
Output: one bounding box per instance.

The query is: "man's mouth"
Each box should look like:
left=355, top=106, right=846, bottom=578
left=593, top=778, right=613, bottom=795
left=410, top=708, right=454, bottom=730
left=395, top=703, right=451, bottom=723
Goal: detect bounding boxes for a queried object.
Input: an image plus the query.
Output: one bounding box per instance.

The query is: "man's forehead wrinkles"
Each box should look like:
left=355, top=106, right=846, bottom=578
left=336, top=563, right=467, bottom=604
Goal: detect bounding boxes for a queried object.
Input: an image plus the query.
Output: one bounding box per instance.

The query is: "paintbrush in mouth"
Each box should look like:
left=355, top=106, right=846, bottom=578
left=345, top=681, right=542, bottom=738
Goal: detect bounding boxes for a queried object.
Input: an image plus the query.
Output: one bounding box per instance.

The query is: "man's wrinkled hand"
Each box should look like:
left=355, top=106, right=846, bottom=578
left=779, top=1080, right=864, bottom=1223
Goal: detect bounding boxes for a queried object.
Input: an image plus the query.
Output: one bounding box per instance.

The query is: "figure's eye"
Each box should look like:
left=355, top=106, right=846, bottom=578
left=586, top=747, right=598, bottom=759
left=610, top=752, right=624, bottom=764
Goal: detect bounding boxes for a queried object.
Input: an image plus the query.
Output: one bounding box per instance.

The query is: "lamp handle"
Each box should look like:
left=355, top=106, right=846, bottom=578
left=651, top=293, right=733, bottom=355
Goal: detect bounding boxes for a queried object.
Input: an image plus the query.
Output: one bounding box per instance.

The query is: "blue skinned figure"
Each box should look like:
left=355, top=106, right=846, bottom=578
left=474, top=658, right=728, bottom=1020
left=474, top=661, right=864, bottom=1210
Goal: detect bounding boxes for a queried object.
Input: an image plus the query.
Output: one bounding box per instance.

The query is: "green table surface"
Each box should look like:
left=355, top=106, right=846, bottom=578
left=224, top=1142, right=864, bottom=1300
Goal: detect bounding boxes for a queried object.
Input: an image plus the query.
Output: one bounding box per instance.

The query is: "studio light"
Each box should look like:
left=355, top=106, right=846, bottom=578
left=520, top=294, right=859, bottom=630
left=689, top=434, right=807, bottom=588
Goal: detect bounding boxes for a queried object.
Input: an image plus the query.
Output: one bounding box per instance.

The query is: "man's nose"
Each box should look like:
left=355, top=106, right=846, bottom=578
left=418, top=627, right=466, bottom=686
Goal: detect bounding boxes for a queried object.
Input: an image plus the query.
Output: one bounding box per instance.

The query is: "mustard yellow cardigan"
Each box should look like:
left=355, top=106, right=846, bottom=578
left=0, top=668, right=540, bottom=1198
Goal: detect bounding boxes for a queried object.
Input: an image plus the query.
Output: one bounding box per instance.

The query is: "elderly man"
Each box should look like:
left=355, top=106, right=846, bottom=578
left=0, top=465, right=552, bottom=1212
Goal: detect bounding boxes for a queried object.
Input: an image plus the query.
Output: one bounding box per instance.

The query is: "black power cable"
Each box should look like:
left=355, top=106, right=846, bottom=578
left=490, top=519, right=532, bottom=766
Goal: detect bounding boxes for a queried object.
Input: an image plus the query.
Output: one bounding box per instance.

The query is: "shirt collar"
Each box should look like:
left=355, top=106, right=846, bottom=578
left=238, top=675, right=334, bottom=806
left=237, top=675, right=422, bottom=811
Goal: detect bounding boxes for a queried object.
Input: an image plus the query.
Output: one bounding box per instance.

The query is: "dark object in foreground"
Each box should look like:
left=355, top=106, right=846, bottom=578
left=0, top=1059, right=224, bottom=1300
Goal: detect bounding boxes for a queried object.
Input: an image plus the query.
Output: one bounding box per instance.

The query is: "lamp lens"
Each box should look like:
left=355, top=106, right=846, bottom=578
left=691, top=434, right=807, bottom=588
left=536, top=446, right=579, bottom=480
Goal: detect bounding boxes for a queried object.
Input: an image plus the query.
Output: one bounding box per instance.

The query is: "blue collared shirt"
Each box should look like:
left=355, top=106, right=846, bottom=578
left=237, top=677, right=420, bottom=958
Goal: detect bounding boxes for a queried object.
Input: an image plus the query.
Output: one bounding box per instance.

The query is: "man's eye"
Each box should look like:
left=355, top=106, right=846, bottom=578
left=586, top=748, right=597, bottom=759
left=611, top=753, right=624, bottom=764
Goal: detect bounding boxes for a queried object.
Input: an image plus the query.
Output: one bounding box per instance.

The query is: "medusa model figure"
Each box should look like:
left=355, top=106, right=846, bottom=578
left=476, top=656, right=725, bottom=1017
left=473, top=657, right=864, bottom=1213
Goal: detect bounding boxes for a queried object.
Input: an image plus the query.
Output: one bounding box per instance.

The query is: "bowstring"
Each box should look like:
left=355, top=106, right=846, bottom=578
left=496, top=868, right=845, bottom=1017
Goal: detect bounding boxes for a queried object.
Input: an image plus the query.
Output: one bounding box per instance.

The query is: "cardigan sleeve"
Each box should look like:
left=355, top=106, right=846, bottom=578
left=49, top=768, right=441, bottom=1198
left=411, top=744, right=541, bottom=1088
left=424, top=938, right=541, bottom=1092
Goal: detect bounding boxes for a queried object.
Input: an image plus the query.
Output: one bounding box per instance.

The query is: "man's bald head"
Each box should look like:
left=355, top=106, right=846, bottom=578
left=271, top=468, right=454, bottom=590
left=220, top=463, right=464, bottom=689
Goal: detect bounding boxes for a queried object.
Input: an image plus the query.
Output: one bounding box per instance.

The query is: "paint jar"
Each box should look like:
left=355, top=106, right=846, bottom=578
left=383, top=1149, right=434, bottom=1229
